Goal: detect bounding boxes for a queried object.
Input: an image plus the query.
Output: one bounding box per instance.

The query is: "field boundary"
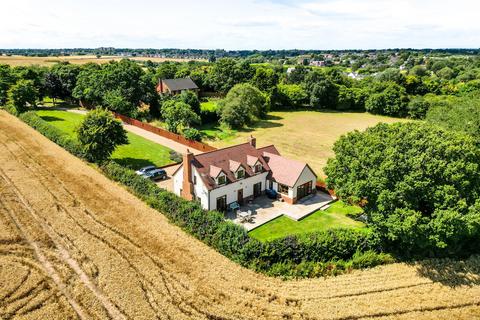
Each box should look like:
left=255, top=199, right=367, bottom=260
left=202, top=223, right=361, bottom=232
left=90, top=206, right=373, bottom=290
left=113, top=112, right=217, bottom=153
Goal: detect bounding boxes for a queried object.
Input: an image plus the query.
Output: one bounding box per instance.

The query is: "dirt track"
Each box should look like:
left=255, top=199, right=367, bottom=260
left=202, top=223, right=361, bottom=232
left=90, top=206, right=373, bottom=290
left=1, top=110, right=480, bottom=320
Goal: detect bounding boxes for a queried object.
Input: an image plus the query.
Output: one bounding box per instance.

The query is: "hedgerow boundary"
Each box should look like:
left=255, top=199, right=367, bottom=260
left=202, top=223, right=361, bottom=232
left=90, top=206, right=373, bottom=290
left=8, top=109, right=393, bottom=278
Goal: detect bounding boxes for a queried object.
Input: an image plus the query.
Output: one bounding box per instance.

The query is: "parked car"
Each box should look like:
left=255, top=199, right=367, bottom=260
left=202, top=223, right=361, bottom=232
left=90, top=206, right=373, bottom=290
left=135, top=165, right=157, bottom=175
left=143, top=169, right=167, bottom=181
left=265, top=188, right=277, bottom=199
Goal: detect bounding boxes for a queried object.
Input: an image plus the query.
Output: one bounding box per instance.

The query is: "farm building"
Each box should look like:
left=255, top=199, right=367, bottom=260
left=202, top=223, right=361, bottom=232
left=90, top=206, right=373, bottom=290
left=156, top=77, right=199, bottom=95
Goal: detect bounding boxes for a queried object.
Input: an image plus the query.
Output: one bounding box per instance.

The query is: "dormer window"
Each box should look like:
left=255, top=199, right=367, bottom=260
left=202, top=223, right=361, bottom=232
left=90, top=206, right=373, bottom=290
left=237, top=169, right=245, bottom=179
left=217, top=175, right=226, bottom=185
left=255, top=164, right=262, bottom=173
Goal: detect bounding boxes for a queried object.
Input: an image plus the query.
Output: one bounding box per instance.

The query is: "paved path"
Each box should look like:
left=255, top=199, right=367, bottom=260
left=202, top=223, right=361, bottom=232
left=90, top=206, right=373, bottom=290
left=65, top=109, right=203, bottom=155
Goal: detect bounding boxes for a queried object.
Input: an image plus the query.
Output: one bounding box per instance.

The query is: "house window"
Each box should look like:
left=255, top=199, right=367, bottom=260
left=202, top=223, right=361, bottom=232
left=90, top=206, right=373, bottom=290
left=193, top=176, right=197, bottom=185
left=236, top=169, right=245, bottom=179
left=278, top=183, right=289, bottom=194
left=255, top=164, right=262, bottom=173
left=217, top=175, right=226, bottom=185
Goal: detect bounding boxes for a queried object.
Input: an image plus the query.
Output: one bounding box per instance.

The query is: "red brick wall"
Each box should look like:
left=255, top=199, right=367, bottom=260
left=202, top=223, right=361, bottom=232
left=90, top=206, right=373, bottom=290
left=112, top=112, right=217, bottom=153
left=316, top=181, right=336, bottom=197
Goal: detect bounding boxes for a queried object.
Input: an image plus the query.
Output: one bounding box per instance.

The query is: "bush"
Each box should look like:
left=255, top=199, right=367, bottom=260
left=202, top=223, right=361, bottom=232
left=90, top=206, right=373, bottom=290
left=182, top=127, right=202, bottom=141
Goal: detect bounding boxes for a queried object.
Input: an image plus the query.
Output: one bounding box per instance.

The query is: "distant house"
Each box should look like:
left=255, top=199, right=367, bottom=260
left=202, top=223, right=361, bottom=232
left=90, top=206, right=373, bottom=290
left=286, top=67, right=296, bottom=74
left=309, top=60, right=326, bottom=67
left=156, top=78, right=199, bottom=95
left=172, top=137, right=317, bottom=211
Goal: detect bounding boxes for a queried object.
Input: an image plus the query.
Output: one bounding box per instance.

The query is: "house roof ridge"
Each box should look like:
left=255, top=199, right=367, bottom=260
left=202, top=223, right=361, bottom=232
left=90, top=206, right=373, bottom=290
left=194, top=142, right=251, bottom=158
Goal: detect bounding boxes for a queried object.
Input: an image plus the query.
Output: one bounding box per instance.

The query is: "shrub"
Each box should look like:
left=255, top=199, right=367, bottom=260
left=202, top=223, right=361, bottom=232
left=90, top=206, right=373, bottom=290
left=182, top=127, right=202, bottom=141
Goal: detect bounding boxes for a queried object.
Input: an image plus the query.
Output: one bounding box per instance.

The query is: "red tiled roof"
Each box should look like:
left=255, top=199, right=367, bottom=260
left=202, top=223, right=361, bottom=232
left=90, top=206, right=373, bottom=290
left=262, top=152, right=309, bottom=187
left=191, top=143, right=271, bottom=190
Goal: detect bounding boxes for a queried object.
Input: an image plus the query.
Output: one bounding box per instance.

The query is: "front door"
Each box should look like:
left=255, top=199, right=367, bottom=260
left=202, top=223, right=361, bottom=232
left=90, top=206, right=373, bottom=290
left=253, top=182, right=262, bottom=198
left=216, top=195, right=227, bottom=212
left=237, top=189, right=243, bottom=205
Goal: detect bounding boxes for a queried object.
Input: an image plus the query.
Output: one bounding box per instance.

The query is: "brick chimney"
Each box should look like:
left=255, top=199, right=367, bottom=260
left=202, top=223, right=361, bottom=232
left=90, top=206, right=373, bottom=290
left=156, top=79, right=164, bottom=94
left=181, top=149, right=195, bottom=200
left=248, top=135, right=256, bottom=148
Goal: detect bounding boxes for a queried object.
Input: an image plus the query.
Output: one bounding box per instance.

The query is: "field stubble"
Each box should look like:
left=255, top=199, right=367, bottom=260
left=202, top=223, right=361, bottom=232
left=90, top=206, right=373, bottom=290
left=0, top=110, right=479, bottom=319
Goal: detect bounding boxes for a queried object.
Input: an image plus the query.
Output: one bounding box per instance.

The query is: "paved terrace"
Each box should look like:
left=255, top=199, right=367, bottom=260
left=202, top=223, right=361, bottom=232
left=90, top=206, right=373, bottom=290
left=227, top=192, right=335, bottom=231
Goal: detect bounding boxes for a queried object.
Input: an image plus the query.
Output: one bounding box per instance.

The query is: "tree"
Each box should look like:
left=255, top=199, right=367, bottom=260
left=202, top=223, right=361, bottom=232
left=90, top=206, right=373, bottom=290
left=309, top=80, right=338, bottom=109
left=44, top=72, right=63, bottom=105
left=49, top=62, right=81, bottom=102
left=407, top=96, right=431, bottom=119
left=365, top=82, right=409, bottom=116
left=218, top=83, right=266, bottom=128
left=251, top=67, right=279, bottom=93
left=436, top=67, right=456, bottom=80
left=73, top=59, right=155, bottom=116
left=276, top=84, right=308, bottom=108
left=178, top=90, right=200, bottom=114
left=76, top=109, right=128, bottom=163
left=12, top=65, right=47, bottom=100
left=325, top=122, right=480, bottom=257
left=161, top=101, right=200, bottom=133
left=409, top=65, right=428, bottom=77
left=209, top=58, right=254, bottom=93
left=7, top=80, right=39, bottom=113
left=0, top=65, right=17, bottom=105
left=426, top=97, right=480, bottom=142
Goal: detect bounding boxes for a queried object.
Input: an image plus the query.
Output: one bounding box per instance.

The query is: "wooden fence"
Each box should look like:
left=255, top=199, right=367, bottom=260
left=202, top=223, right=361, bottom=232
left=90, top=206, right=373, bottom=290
left=112, top=112, right=217, bottom=153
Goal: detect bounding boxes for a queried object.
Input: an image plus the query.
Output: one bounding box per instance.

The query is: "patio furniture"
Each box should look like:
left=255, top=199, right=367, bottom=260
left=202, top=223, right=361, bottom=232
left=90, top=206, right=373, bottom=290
left=238, top=211, right=250, bottom=222
left=229, top=202, right=240, bottom=212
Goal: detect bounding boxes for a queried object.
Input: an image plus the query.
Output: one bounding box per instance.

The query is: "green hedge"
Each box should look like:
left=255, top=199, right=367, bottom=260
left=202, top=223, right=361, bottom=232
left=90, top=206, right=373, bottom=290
left=8, top=108, right=393, bottom=278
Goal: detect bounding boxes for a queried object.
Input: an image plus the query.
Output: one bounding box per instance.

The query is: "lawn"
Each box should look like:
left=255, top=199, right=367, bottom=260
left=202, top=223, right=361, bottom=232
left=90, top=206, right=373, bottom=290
left=248, top=201, right=366, bottom=242
left=35, top=110, right=174, bottom=169
left=200, top=99, right=221, bottom=112
left=205, top=110, right=407, bottom=177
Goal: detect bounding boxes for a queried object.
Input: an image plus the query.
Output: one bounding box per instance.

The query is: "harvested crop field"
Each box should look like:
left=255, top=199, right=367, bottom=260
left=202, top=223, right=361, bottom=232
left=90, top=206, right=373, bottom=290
left=0, top=110, right=480, bottom=320
left=0, top=55, right=204, bottom=67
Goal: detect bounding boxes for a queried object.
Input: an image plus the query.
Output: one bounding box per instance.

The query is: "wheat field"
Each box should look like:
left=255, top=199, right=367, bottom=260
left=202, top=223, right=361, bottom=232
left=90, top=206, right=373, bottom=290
left=0, top=55, right=203, bottom=67
left=0, top=110, right=479, bottom=319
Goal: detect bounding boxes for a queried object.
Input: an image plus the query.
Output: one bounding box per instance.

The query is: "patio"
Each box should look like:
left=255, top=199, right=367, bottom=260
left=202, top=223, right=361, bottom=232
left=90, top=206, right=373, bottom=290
left=227, top=191, right=335, bottom=231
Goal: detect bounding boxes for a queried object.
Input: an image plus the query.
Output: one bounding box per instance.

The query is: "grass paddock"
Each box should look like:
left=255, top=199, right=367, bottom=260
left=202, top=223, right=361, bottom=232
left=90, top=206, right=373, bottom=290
left=35, top=109, right=173, bottom=169
left=206, top=110, right=407, bottom=177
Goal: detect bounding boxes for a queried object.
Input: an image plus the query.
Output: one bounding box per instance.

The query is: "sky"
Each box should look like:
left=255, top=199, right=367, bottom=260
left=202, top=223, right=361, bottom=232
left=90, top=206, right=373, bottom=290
left=2, top=0, right=480, bottom=50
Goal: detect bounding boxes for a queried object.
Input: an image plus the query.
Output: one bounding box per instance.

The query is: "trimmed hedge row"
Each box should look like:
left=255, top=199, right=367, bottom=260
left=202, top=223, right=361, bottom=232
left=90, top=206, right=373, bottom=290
left=10, top=108, right=393, bottom=278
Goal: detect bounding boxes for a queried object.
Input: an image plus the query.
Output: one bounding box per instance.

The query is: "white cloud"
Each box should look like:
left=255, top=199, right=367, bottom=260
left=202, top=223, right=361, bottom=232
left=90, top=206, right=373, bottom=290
left=1, top=0, right=479, bottom=49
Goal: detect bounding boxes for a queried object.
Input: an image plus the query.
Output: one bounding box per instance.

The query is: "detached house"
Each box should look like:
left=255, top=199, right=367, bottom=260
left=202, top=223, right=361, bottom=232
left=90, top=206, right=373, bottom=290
left=172, top=137, right=317, bottom=211
left=156, top=77, right=199, bottom=95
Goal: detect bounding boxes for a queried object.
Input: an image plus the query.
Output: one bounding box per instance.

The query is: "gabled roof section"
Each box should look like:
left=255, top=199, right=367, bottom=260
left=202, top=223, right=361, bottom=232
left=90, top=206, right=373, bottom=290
left=257, top=145, right=280, bottom=156
left=209, top=165, right=223, bottom=178
left=246, top=155, right=259, bottom=166
left=262, top=152, right=312, bottom=187
left=162, top=78, right=198, bottom=91
left=229, top=160, right=242, bottom=172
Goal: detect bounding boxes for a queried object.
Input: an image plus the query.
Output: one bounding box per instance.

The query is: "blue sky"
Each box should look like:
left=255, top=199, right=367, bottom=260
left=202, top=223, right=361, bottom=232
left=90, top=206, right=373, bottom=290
left=2, top=0, right=480, bottom=49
